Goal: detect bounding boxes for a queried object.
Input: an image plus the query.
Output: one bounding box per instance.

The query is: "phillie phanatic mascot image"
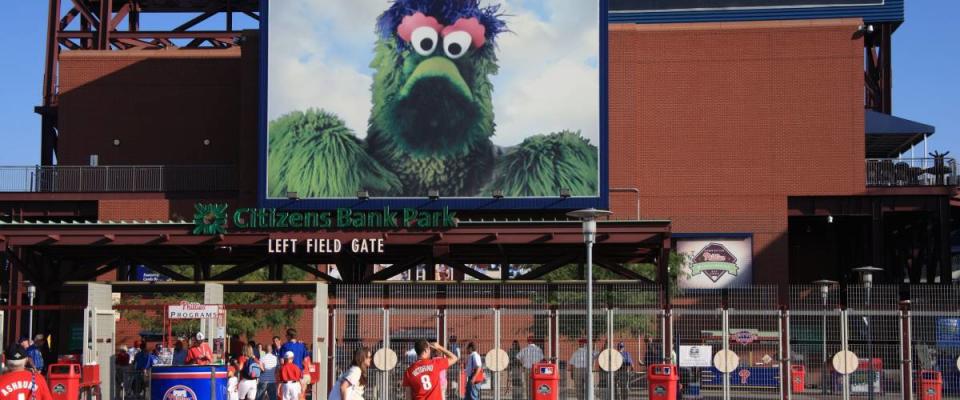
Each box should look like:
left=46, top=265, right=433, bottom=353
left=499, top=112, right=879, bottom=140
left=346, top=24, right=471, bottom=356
left=268, top=0, right=598, bottom=198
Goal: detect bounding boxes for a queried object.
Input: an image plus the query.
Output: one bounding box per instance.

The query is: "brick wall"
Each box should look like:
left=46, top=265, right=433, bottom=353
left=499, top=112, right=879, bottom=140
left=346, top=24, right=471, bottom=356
left=608, top=19, right=866, bottom=283
left=98, top=199, right=170, bottom=221
left=56, top=50, right=243, bottom=167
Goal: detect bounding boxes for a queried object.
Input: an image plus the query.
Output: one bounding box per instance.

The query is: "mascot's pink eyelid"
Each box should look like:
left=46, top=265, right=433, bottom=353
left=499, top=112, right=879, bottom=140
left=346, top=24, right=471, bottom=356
left=397, top=12, right=486, bottom=49
left=397, top=12, right=442, bottom=43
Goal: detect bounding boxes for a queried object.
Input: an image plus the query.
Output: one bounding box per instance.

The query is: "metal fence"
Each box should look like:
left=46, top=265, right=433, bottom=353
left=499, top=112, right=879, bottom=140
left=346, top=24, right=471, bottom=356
left=324, top=283, right=960, bottom=400
left=866, top=158, right=957, bottom=187
left=0, top=165, right=237, bottom=192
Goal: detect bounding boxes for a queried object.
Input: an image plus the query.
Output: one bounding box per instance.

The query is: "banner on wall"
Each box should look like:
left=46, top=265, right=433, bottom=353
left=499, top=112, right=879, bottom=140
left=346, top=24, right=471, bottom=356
left=677, top=236, right=752, bottom=288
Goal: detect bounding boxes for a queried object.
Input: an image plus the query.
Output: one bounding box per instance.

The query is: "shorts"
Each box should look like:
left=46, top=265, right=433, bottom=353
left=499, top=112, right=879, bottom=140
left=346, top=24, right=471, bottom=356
left=281, top=382, right=301, bottom=400
left=239, top=379, right=258, bottom=400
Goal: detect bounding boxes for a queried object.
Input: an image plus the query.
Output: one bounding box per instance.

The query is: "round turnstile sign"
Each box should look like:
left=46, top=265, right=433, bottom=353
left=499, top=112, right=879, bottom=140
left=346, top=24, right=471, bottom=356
left=373, top=348, right=398, bottom=371
left=598, top=349, right=624, bottom=372
left=713, top=350, right=739, bottom=373
left=485, top=349, right=510, bottom=372
left=956, top=356, right=960, bottom=372
left=832, top=351, right=859, bottom=375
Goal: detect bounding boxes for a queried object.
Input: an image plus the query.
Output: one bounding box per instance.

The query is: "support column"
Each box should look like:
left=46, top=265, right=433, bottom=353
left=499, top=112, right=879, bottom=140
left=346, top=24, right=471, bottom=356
left=83, top=283, right=114, bottom=400
left=937, top=197, right=951, bottom=284
left=202, top=283, right=224, bottom=360
left=313, top=282, right=330, bottom=399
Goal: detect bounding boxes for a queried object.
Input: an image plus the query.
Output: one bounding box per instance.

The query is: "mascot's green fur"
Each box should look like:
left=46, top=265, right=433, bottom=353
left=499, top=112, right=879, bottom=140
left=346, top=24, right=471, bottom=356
left=268, top=0, right=598, bottom=198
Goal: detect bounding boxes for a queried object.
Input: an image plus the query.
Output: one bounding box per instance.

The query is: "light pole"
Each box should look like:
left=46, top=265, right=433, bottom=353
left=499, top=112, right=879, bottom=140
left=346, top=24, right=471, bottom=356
left=26, top=283, right=37, bottom=339
left=567, top=208, right=612, bottom=400
left=853, top=266, right=882, bottom=400
left=812, top=279, right=837, bottom=395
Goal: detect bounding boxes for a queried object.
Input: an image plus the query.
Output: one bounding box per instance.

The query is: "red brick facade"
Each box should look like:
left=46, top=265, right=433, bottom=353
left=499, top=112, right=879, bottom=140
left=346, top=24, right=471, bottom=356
left=608, top=19, right=866, bottom=283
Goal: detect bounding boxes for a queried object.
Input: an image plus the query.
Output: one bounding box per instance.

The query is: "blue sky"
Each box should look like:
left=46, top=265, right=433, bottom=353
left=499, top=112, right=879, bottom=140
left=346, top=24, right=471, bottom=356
left=0, top=1, right=955, bottom=165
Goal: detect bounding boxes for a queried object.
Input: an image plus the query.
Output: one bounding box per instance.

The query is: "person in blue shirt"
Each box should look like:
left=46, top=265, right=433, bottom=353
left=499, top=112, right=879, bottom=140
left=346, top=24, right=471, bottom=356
left=173, top=339, right=188, bottom=366
left=278, top=329, right=308, bottom=370
left=616, top=342, right=635, bottom=400
left=24, top=335, right=44, bottom=373
left=132, top=342, right=154, bottom=399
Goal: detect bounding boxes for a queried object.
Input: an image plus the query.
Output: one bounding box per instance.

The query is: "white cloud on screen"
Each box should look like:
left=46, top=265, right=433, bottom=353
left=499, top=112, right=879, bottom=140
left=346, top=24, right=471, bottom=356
left=267, top=0, right=599, bottom=146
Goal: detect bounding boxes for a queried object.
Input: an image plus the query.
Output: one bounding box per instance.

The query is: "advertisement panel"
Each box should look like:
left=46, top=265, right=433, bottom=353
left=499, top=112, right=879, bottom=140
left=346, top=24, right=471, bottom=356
left=676, top=235, right=753, bottom=289
left=261, top=0, right=607, bottom=210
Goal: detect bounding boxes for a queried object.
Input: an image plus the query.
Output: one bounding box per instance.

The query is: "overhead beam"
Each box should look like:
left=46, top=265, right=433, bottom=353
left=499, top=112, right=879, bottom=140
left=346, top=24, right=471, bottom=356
left=366, top=257, right=427, bottom=282
left=289, top=263, right=342, bottom=283
left=445, top=262, right=493, bottom=281
left=514, top=255, right=578, bottom=280
left=595, top=262, right=654, bottom=283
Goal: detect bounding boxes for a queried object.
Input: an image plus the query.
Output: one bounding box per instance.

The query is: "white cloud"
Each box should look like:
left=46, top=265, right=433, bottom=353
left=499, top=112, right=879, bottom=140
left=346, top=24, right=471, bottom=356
left=267, top=0, right=600, bottom=146
left=490, top=0, right=600, bottom=146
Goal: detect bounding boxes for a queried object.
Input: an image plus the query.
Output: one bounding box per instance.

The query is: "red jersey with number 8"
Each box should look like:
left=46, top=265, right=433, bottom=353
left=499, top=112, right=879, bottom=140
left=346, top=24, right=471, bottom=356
left=403, top=358, right=448, bottom=400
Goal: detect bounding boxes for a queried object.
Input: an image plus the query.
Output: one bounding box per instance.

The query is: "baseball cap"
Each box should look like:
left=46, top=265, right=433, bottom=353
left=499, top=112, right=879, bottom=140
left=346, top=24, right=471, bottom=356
left=285, top=351, right=295, bottom=359
left=5, top=347, right=28, bottom=367
left=526, top=336, right=536, bottom=343
left=196, top=332, right=205, bottom=341
left=578, top=338, right=587, bottom=345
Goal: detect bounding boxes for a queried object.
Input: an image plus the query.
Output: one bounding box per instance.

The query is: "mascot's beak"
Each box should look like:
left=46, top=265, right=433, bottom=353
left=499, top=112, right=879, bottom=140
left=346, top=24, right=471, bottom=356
left=399, top=56, right=473, bottom=102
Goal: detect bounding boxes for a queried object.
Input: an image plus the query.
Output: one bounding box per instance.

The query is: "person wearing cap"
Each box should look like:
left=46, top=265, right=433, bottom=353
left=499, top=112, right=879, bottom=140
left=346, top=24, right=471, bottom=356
left=568, top=339, right=596, bottom=400
left=516, top=336, right=544, bottom=396
left=186, top=333, right=214, bottom=365
left=277, top=351, right=303, bottom=400
left=278, top=328, right=312, bottom=395
left=0, top=347, right=52, bottom=400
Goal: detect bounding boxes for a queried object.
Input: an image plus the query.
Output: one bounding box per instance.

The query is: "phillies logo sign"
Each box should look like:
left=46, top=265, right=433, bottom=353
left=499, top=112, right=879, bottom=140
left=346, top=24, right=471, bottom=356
left=689, top=243, right=739, bottom=283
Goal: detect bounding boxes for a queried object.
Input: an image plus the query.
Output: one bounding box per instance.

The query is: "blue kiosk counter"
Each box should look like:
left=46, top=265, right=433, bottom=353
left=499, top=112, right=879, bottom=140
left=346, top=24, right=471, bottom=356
left=151, top=365, right=228, bottom=400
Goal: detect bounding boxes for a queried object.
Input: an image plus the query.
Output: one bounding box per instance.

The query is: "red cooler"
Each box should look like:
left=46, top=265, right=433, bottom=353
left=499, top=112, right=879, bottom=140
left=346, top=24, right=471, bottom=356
left=791, top=365, right=806, bottom=393
left=648, top=364, right=679, bottom=400
left=919, top=370, right=942, bottom=400
left=47, top=364, right=82, bottom=400
left=530, top=362, right=559, bottom=400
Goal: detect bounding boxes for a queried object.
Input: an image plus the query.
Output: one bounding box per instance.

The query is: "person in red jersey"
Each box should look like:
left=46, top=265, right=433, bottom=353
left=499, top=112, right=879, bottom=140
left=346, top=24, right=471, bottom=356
left=0, top=347, right=52, bottom=400
left=403, top=339, right=458, bottom=400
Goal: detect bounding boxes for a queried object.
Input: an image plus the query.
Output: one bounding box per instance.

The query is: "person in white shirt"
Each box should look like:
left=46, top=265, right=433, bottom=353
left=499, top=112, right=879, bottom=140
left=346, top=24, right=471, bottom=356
left=568, top=339, right=596, bottom=400
left=257, top=345, right=279, bottom=400
left=464, top=342, right=483, bottom=400
left=228, top=359, right=241, bottom=400
left=329, top=347, right=370, bottom=400
left=516, top=337, right=544, bottom=396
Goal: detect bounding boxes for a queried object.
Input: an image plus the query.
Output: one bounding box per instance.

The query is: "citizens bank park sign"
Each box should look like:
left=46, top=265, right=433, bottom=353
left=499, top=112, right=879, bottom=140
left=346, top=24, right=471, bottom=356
left=192, top=203, right=457, bottom=235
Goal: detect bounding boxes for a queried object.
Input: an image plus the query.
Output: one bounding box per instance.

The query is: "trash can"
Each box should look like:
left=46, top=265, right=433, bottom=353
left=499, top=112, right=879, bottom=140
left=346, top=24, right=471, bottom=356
left=48, top=364, right=82, bottom=400
left=151, top=365, right=228, bottom=400
left=648, top=364, right=679, bottom=400
left=791, top=365, right=806, bottom=393
left=531, top=362, right=559, bottom=400
left=919, top=370, right=942, bottom=400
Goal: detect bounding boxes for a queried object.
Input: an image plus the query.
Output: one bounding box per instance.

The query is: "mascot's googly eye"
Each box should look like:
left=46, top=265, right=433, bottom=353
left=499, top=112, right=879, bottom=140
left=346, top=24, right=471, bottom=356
left=443, top=31, right=472, bottom=59
left=411, top=26, right=438, bottom=56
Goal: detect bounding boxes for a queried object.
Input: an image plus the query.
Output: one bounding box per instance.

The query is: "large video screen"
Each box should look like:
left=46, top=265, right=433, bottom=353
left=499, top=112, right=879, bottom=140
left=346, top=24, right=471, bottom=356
left=262, top=0, right=606, bottom=208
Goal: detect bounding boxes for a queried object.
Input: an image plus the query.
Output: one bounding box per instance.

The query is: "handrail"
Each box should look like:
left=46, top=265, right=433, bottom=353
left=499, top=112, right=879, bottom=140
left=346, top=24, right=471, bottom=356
left=865, top=158, right=956, bottom=187
left=0, top=165, right=237, bottom=193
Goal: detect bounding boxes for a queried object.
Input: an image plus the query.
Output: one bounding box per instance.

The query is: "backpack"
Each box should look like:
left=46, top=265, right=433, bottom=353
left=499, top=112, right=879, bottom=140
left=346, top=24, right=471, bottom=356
left=241, top=358, right=261, bottom=379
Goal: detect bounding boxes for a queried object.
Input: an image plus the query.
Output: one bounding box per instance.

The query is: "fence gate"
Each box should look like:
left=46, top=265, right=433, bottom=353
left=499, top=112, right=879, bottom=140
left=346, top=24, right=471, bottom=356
left=332, top=285, right=385, bottom=400
left=910, top=286, right=960, bottom=400
left=672, top=289, right=725, bottom=400
left=445, top=285, right=497, bottom=400
left=846, top=285, right=904, bottom=400
left=726, top=287, right=783, bottom=400
left=789, top=285, right=844, bottom=400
